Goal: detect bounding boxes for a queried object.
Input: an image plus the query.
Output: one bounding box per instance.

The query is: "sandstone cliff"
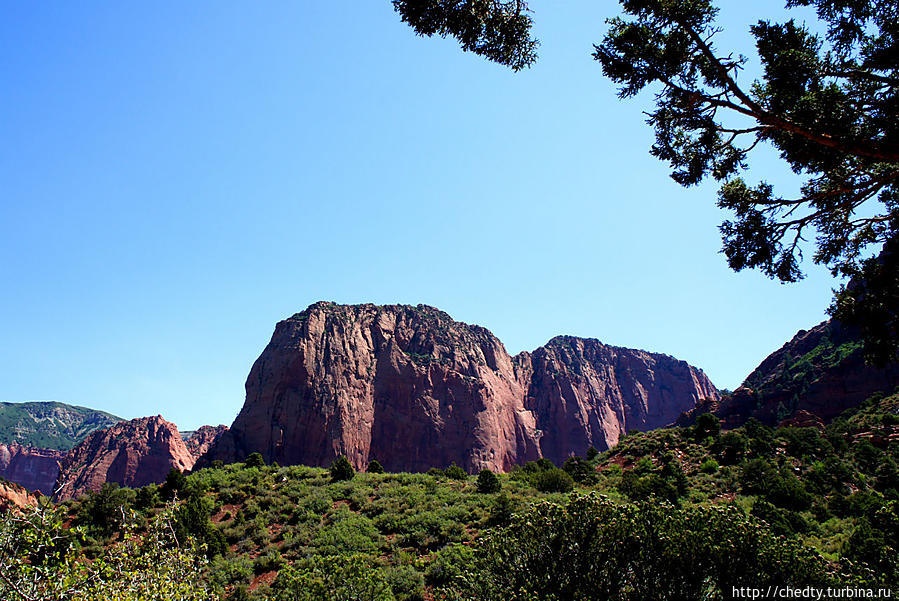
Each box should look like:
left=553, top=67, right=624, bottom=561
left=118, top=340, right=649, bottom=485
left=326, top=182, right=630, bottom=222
left=679, top=320, right=899, bottom=428
left=204, top=302, right=718, bottom=472
left=55, top=416, right=195, bottom=500
left=516, top=336, right=720, bottom=460
left=183, top=425, right=229, bottom=458
left=0, top=444, right=66, bottom=495
left=0, top=480, right=40, bottom=511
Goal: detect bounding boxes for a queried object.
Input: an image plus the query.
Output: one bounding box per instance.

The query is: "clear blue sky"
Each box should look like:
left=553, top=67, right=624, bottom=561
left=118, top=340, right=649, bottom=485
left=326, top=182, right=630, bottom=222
left=1, top=1, right=836, bottom=430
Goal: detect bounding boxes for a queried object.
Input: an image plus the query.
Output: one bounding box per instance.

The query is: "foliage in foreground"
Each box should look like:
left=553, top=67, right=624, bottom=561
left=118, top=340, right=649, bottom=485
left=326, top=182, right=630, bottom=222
left=0, top=500, right=214, bottom=601
left=38, top=391, right=899, bottom=599
left=444, top=494, right=878, bottom=600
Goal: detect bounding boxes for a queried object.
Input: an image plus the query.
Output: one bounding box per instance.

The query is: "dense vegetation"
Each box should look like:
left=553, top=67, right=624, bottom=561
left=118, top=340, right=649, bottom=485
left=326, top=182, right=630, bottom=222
left=0, top=401, right=122, bottom=450
left=3, top=392, right=896, bottom=599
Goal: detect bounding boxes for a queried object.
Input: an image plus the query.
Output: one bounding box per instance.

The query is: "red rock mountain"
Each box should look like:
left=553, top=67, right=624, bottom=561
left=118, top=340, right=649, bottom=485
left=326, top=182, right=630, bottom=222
left=0, top=444, right=67, bottom=496
left=203, top=302, right=718, bottom=472
left=183, top=425, right=229, bottom=458
left=54, top=416, right=195, bottom=500
left=0, top=480, right=39, bottom=511
left=680, top=320, right=899, bottom=428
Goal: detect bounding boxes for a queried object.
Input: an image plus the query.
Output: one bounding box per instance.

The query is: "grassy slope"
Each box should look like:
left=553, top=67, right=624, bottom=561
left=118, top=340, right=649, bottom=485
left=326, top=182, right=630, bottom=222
left=0, top=401, right=122, bottom=450
left=64, top=393, right=899, bottom=600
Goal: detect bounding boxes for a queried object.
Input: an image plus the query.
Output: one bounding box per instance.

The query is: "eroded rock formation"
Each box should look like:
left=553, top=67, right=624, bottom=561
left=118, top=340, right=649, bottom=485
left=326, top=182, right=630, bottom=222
left=204, top=302, right=718, bottom=472
left=0, top=444, right=65, bottom=495
left=0, top=480, right=40, bottom=511
left=54, top=416, right=195, bottom=500
left=680, top=320, right=899, bottom=428
left=183, top=425, right=229, bottom=459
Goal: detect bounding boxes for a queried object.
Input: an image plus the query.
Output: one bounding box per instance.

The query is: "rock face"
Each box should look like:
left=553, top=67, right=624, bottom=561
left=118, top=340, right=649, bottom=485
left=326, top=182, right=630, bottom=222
left=680, top=320, right=899, bottom=428
left=0, top=480, right=39, bottom=511
left=204, top=302, right=718, bottom=472
left=517, top=336, right=720, bottom=461
left=0, top=444, right=66, bottom=495
left=183, top=425, right=229, bottom=459
left=54, top=416, right=195, bottom=500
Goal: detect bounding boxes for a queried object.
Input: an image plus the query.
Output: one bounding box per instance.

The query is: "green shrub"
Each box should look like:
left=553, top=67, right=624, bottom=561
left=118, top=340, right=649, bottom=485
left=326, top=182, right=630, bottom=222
left=161, top=467, right=187, bottom=499
left=532, top=468, right=574, bottom=493
left=563, top=456, right=596, bottom=483
left=382, top=564, right=425, bottom=601
left=312, top=510, right=382, bottom=555
left=367, top=460, right=385, bottom=474
left=443, top=463, right=468, bottom=480
left=700, top=458, right=719, bottom=474
left=476, top=469, right=501, bottom=493
left=209, top=555, right=253, bottom=589
left=0, top=501, right=216, bottom=601
left=272, top=555, right=395, bottom=601
left=245, top=453, right=266, bottom=469
left=330, top=456, right=355, bottom=482
left=75, top=483, right=134, bottom=538
left=486, top=492, right=520, bottom=527
left=452, top=494, right=852, bottom=600
left=751, top=499, right=810, bottom=536
left=425, top=543, right=475, bottom=588
left=253, top=549, right=285, bottom=575
left=694, top=413, right=721, bottom=440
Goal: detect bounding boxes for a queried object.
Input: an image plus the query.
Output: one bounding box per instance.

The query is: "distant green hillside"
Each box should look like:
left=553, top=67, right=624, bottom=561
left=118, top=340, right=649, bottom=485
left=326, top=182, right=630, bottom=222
left=0, top=401, right=123, bottom=451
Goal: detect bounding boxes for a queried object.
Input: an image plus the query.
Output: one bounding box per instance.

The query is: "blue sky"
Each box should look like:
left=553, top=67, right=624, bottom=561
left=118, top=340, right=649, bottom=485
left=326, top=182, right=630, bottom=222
left=1, top=1, right=836, bottom=430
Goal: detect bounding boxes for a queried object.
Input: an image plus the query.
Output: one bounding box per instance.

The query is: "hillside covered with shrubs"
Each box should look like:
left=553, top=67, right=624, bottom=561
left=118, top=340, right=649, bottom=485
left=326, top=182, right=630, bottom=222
left=2, top=392, right=897, bottom=600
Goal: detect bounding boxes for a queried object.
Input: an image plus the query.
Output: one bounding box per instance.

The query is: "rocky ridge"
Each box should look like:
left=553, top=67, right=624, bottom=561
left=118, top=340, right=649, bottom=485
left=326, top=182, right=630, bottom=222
left=54, top=415, right=196, bottom=500
left=0, top=479, right=39, bottom=511
left=183, top=425, right=229, bottom=458
left=0, top=401, right=122, bottom=451
left=0, top=444, right=67, bottom=495
left=680, top=320, right=899, bottom=428
left=203, top=302, right=719, bottom=472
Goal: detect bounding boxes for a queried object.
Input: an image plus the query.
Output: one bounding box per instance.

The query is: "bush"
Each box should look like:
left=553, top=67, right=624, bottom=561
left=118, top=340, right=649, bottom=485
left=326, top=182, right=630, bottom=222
left=253, top=549, right=284, bottom=575
left=694, top=413, right=721, bottom=440
left=700, top=458, right=719, bottom=474
left=476, top=469, right=501, bottom=493
left=451, top=494, right=853, bottom=600
left=532, top=468, right=574, bottom=493
left=382, top=564, right=425, bottom=601
left=713, top=431, right=749, bottom=465
left=75, top=483, right=134, bottom=538
left=486, top=493, right=520, bottom=527
left=161, top=467, right=187, bottom=499
left=443, top=463, right=468, bottom=480
left=272, top=555, right=395, bottom=601
left=425, top=543, right=475, bottom=588
left=367, top=460, right=385, bottom=474
left=245, top=453, right=266, bottom=469
left=330, top=456, right=355, bottom=482
left=0, top=501, right=216, bottom=601
left=563, top=457, right=596, bottom=483
left=751, top=500, right=810, bottom=536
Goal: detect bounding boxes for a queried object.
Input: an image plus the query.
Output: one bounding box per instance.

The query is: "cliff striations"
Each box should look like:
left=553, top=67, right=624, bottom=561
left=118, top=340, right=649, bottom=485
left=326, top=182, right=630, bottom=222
left=54, top=416, right=195, bottom=500
left=0, top=444, right=66, bottom=495
left=204, top=302, right=718, bottom=472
